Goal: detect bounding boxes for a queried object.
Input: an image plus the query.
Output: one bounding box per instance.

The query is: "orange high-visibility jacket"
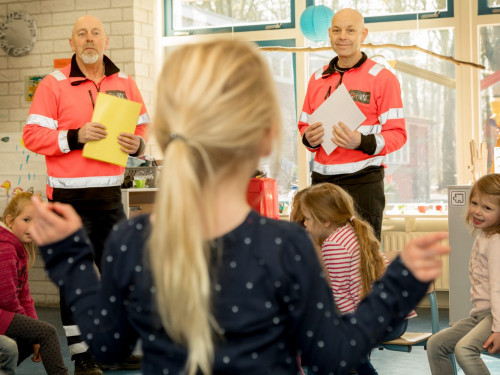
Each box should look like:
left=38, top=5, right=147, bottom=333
left=298, top=54, right=406, bottom=176
left=23, top=55, right=149, bottom=201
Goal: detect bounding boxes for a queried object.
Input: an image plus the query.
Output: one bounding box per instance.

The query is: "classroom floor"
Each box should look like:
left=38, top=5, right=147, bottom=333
left=16, top=307, right=500, bottom=375
left=16, top=307, right=140, bottom=375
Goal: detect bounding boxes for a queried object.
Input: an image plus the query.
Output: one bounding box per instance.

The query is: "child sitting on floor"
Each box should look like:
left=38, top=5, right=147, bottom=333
left=0, top=192, right=67, bottom=374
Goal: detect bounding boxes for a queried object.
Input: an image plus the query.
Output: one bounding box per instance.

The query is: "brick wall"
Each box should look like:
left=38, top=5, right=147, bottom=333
left=0, top=0, right=158, bottom=306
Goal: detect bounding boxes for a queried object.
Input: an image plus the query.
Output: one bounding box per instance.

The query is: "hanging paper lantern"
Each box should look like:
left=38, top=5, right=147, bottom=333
left=299, top=5, right=334, bottom=42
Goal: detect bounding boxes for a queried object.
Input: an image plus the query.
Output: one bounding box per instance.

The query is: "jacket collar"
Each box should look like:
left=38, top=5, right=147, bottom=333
left=322, top=52, right=367, bottom=78
left=69, top=54, right=120, bottom=85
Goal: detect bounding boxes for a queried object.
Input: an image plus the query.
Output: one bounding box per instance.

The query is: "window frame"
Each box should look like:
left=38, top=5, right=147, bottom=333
left=256, top=39, right=298, bottom=110
left=305, top=0, right=454, bottom=22
left=164, top=0, right=296, bottom=36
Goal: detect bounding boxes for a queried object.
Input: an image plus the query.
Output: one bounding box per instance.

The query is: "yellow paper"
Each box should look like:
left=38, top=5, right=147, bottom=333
left=82, top=93, right=141, bottom=167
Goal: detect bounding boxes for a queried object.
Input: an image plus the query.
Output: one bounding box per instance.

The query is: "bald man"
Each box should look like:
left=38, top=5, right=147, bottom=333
left=298, top=8, right=406, bottom=241
left=23, top=15, right=148, bottom=375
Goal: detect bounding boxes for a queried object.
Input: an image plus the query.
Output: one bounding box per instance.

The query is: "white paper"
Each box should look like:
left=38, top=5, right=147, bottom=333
left=308, top=83, right=367, bottom=155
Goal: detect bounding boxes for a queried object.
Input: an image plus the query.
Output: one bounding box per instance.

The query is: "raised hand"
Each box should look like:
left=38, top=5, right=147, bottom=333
left=29, top=196, right=82, bottom=246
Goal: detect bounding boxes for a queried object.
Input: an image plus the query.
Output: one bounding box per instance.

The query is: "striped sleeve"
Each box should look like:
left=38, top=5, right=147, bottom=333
left=322, top=226, right=361, bottom=314
left=23, top=75, right=68, bottom=156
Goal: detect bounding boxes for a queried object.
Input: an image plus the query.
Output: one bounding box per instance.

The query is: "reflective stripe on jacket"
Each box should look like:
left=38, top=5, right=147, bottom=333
left=298, top=56, right=406, bottom=176
left=23, top=55, right=150, bottom=199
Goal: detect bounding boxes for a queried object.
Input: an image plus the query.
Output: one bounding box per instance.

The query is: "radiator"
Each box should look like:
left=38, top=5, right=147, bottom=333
left=381, top=231, right=450, bottom=291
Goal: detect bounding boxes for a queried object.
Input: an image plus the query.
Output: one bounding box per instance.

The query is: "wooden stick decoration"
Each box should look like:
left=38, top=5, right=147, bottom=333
left=469, top=140, right=477, bottom=182
left=479, top=141, right=486, bottom=178
left=260, top=43, right=485, bottom=70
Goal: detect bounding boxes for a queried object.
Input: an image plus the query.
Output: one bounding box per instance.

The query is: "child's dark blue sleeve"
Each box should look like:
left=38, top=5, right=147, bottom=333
left=40, top=222, right=141, bottom=365
left=279, top=230, right=429, bottom=374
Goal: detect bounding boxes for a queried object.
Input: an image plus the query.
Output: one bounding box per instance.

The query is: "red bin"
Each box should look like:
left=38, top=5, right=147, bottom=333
left=246, top=177, right=279, bottom=220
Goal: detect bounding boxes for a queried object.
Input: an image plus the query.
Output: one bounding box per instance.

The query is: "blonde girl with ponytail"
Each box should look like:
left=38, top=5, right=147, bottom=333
left=150, top=39, right=281, bottom=375
left=30, top=39, right=449, bottom=375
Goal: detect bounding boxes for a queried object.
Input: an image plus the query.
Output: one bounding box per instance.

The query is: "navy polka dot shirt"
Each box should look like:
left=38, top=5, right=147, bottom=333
left=40, top=211, right=428, bottom=375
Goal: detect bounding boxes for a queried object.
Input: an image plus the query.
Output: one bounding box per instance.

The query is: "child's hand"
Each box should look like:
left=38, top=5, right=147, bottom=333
left=483, top=332, right=500, bottom=354
left=32, top=344, right=41, bottom=362
left=29, top=195, right=83, bottom=246
left=400, top=232, right=450, bottom=283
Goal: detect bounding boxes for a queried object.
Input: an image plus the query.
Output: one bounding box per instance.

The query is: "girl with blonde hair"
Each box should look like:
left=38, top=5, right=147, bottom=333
left=428, top=173, right=500, bottom=374
left=0, top=192, right=68, bottom=374
left=30, top=39, right=448, bottom=375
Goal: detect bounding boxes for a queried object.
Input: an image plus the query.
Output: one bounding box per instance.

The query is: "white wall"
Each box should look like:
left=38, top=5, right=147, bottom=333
left=0, top=0, right=158, bottom=306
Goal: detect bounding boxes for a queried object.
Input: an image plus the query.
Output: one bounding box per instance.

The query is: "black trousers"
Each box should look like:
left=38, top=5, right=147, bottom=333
left=312, top=178, right=385, bottom=241
left=59, top=205, right=126, bottom=357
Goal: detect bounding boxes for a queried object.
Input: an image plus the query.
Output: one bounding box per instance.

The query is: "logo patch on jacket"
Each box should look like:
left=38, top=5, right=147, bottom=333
left=349, top=90, right=370, bottom=104
left=105, top=90, right=127, bottom=99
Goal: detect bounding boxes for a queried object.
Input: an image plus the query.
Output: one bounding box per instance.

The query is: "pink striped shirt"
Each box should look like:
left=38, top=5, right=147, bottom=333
left=322, top=224, right=362, bottom=314
left=322, top=224, right=416, bottom=319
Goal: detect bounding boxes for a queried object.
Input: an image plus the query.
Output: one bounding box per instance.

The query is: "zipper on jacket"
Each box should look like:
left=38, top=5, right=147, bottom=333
left=88, top=90, right=95, bottom=108
left=88, top=83, right=101, bottom=109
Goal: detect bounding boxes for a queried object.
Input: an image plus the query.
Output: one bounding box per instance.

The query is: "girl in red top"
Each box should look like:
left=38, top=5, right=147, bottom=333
left=0, top=192, right=67, bottom=374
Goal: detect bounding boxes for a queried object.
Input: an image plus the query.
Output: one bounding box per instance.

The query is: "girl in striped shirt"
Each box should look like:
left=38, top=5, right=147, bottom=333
left=300, top=182, right=408, bottom=375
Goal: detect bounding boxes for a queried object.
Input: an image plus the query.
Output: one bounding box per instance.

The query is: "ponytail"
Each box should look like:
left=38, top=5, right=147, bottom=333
left=150, top=140, right=214, bottom=375
left=350, top=218, right=385, bottom=298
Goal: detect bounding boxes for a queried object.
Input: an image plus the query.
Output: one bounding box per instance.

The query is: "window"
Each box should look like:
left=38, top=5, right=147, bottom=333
left=257, top=40, right=299, bottom=209
left=479, top=24, right=500, bottom=171
left=165, top=0, right=294, bottom=35
left=308, top=0, right=453, bottom=21
left=307, top=28, right=456, bottom=205
left=478, top=0, right=500, bottom=14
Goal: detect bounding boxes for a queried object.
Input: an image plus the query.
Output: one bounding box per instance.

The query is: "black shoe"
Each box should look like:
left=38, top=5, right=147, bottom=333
left=99, top=354, right=142, bottom=371
left=74, top=352, right=103, bottom=375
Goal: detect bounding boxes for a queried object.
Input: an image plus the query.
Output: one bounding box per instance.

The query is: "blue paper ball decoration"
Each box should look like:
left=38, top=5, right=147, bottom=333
left=300, top=5, right=334, bottom=42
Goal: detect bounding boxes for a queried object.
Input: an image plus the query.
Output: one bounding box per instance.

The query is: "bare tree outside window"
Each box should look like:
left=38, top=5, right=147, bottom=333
left=172, top=0, right=291, bottom=30
left=315, top=0, right=447, bottom=16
